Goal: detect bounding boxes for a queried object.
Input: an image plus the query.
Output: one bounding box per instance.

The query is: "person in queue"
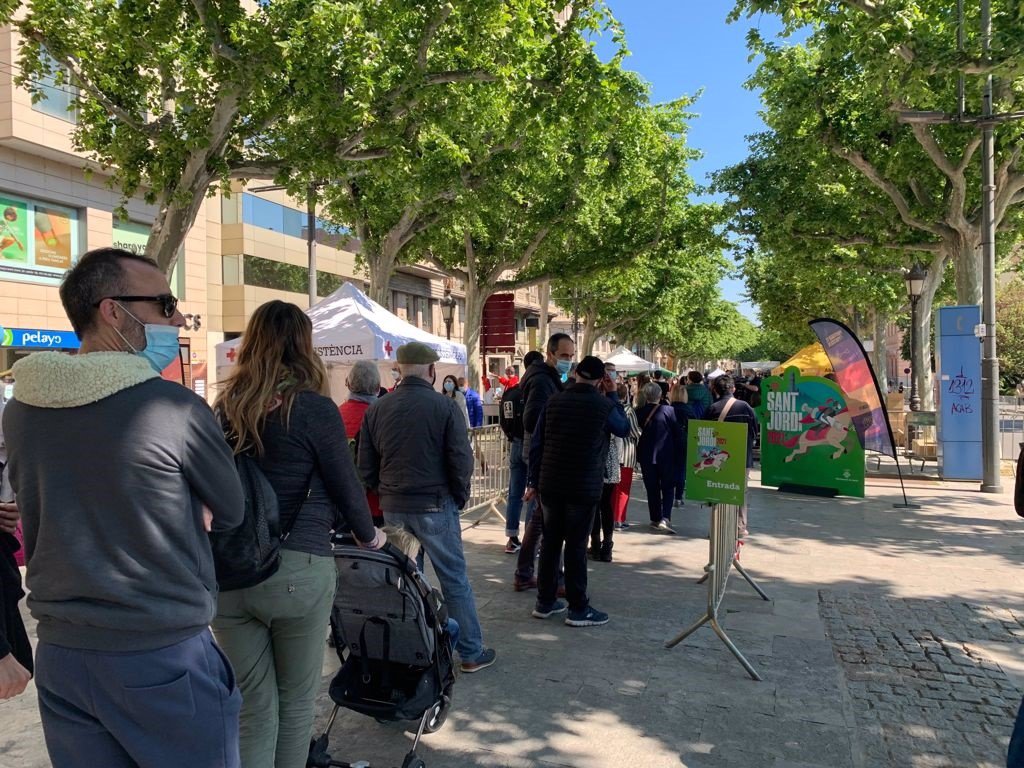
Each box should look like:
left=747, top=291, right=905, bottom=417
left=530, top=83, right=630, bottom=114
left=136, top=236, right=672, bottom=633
left=339, top=360, right=385, bottom=525
left=636, top=381, right=684, bottom=533
left=499, top=350, right=544, bottom=554
left=3, top=247, right=245, bottom=768
left=442, top=373, right=471, bottom=428
left=706, top=374, right=758, bottom=538
left=213, top=301, right=384, bottom=768
left=513, top=333, right=575, bottom=592
left=358, top=342, right=496, bottom=673
left=590, top=361, right=622, bottom=561
left=525, top=356, right=630, bottom=626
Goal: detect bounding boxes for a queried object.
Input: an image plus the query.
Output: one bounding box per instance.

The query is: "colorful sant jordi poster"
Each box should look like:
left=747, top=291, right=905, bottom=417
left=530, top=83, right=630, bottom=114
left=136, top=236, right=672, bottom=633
left=685, top=419, right=748, bottom=507
left=755, top=367, right=865, bottom=498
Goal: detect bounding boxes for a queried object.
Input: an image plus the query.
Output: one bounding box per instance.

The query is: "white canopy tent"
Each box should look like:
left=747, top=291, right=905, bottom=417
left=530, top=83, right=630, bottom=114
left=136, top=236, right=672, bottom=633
left=215, top=282, right=468, bottom=402
left=706, top=367, right=727, bottom=380
left=604, top=347, right=656, bottom=373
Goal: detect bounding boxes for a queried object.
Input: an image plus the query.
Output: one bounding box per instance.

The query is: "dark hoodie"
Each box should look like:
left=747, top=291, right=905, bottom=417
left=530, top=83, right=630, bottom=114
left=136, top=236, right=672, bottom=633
left=521, top=360, right=563, bottom=436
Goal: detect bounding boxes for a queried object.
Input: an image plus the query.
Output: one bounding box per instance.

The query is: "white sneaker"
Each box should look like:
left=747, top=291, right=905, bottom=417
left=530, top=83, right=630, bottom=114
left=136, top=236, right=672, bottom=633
left=658, top=520, right=676, bottom=534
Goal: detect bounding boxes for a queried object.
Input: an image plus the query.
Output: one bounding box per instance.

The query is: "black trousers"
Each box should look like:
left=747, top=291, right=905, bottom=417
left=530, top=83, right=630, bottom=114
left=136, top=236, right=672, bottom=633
left=538, top=495, right=597, bottom=613
left=590, top=483, right=615, bottom=550
left=0, top=533, right=32, bottom=674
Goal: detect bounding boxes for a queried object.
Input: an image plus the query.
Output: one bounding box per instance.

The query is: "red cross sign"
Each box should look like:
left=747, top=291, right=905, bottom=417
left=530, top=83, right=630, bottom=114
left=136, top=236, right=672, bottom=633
left=384, top=340, right=393, bottom=358
left=226, top=347, right=237, bottom=362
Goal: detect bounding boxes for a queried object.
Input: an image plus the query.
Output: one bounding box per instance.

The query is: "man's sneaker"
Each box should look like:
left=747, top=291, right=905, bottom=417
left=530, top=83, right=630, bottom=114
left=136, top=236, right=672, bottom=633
left=674, top=499, right=682, bottom=508
left=460, top=648, right=497, bottom=673
left=620, top=521, right=630, bottom=529
left=513, top=576, right=537, bottom=592
left=531, top=599, right=568, bottom=619
left=504, top=537, right=522, bottom=554
left=649, top=521, right=661, bottom=531
left=565, top=606, right=610, bottom=627
left=613, top=522, right=623, bottom=531
left=657, top=519, right=676, bottom=534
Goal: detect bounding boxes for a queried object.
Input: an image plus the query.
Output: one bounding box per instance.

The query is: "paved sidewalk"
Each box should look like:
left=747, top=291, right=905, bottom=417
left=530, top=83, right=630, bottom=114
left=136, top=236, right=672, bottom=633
left=1, top=472, right=1022, bottom=767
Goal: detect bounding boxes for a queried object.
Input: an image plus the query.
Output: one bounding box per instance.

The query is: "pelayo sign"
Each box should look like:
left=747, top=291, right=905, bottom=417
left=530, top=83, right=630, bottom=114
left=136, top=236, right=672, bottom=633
left=0, top=326, right=80, bottom=349
left=755, top=367, right=864, bottom=497
left=685, top=419, right=749, bottom=507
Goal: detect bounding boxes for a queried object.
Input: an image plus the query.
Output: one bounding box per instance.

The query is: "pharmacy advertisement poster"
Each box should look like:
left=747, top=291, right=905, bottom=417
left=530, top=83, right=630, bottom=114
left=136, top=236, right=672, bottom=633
left=0, top=193, right=79, bottom=286
left=685, top=419, right=748, bottom=507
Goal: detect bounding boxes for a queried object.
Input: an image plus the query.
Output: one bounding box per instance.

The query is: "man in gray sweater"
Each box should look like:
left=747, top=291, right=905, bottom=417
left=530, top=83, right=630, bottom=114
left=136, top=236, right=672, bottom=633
left=2, top=248, right=245, bottom=768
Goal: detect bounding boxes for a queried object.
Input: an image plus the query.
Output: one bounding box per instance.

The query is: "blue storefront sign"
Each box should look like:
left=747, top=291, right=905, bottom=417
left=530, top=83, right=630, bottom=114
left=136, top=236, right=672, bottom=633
left=935, top=306, right=982, bottom=480
left=0, top=326, right=80, bottom=349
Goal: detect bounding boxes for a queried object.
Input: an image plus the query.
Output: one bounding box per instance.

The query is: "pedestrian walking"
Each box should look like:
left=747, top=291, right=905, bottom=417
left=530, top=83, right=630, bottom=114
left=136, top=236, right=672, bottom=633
left=686, top=370, right=712, bottom=419
left=213, top=301, right=384, bottom=768
left=358, top=341, right=496, bottom=673
left=3, top=247, right=245, bottom=768
left=458, top=377, right=484, bottom=428
left=636, top=382, right=685, bottom=533
left=525, top=356, right=630, bottom=626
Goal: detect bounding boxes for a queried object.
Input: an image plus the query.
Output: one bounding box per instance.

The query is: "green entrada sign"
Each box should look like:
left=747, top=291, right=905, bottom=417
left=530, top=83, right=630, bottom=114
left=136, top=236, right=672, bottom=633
left=755, top=367, right=865, bottom=498
left=685, top=419, right=748, bottom=507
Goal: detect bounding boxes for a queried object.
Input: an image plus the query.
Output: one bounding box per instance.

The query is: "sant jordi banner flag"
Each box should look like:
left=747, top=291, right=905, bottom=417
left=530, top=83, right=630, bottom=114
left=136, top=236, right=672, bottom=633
left=809, top=318, right=897, bottom=458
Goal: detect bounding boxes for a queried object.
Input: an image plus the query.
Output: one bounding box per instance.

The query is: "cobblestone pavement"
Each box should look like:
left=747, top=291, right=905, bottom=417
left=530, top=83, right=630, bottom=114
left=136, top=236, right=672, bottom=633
left=820, top=591, right=1022, bottom=768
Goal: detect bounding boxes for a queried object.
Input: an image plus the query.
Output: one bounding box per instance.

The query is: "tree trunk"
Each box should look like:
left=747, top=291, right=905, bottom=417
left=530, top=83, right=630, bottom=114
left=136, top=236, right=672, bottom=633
left=913, top=253, right=947, bottom=411
left=463, top=281, right=490, bottom=390
left=538, top=280, right=550, bottom=348
left=872, top=309, right=888, bottom=395
left=950, top=230, right=982, bottom=305
left=147, top=88, right=241, bottom=276
left=365, top=241, right=396, bottom=308
left=580, top=311, right=597, bottom=356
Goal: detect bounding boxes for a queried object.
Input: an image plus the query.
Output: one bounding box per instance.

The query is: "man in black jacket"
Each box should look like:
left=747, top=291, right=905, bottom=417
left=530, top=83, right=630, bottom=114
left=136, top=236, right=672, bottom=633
left=513, top=333, right=575, bottom=590
left=525, top=356, right=630, bottom=627
left=500, top=350, right=543, bottom=554
left=360, top=341, right=495, bottom=673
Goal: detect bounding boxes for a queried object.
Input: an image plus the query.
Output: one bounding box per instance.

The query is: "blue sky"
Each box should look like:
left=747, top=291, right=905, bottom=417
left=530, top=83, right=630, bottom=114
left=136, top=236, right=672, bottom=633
left=597, top=1, right=786, bottom=322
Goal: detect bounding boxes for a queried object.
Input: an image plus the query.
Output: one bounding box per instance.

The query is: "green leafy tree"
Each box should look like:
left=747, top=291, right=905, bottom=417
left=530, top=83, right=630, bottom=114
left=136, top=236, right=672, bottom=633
left=997, top=277, right=1024, bottom=393
left=13, top=0, right=560, bottom=274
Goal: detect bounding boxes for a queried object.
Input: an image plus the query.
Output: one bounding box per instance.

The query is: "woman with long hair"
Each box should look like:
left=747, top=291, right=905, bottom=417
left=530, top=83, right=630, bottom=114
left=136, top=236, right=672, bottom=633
left=611, top=381, right=641, bottom=530
left=668, top=383, right=695, bottom=507
left=442, top=373, right=470, bottom=428
left=212, top=301, right=384, bottom=768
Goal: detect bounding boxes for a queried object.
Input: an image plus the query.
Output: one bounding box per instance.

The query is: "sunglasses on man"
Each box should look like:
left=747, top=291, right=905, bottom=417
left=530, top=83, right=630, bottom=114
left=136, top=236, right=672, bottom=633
left=94, top=294, right=179, bottom=318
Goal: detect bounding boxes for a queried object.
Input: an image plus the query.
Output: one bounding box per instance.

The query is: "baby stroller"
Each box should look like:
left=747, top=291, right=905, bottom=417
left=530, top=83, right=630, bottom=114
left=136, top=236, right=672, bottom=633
left=308, top=535, right=457, bottom=768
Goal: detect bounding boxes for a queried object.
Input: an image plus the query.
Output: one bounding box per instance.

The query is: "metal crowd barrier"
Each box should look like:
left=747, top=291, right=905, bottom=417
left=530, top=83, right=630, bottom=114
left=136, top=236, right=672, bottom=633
left=664, top=504, right=770, bottom=680
left=460, top=425, right=509, bottom=528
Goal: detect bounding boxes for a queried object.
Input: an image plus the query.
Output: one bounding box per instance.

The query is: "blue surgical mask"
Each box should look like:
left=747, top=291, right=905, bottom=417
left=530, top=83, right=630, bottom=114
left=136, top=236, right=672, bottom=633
left=115, top=304, right=181, bottom=373
left=608, top=370, right=617, bottom=381
left=443, top=380, right=455, bottom=393
left=556, top=359, right=573, bottom=377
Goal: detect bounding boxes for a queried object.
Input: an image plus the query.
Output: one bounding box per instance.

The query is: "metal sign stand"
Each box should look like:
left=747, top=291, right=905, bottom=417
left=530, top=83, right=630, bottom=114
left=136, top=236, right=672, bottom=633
left=665, top=504, right=770, bottom=681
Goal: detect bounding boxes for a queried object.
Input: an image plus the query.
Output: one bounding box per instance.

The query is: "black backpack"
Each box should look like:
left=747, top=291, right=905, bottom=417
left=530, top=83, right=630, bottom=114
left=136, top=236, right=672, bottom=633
left=210, top=452, right=310, bottom=591
left=499, top=384, right=525, bottom=441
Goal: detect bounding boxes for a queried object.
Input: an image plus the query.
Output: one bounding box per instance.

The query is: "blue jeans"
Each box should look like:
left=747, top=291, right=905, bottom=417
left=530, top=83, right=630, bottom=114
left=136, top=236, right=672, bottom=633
left=384, top=497, right=485, bottom=663
left=505, top=438, right=533, bottom=537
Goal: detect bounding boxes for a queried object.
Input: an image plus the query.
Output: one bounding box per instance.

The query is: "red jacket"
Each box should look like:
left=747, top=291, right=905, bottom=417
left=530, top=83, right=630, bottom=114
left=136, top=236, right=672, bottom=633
left=338, top=399, right=383, bottom=521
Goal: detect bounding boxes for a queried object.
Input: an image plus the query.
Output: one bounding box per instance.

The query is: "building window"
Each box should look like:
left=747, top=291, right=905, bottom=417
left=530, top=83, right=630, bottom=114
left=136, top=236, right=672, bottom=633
left=240, top=193, right=350, bottom=247
left=419, top=297, right=433, bottom=333
left=31, top=51, right=77, bottom=123
left=240, top=254, right=344, bottom=297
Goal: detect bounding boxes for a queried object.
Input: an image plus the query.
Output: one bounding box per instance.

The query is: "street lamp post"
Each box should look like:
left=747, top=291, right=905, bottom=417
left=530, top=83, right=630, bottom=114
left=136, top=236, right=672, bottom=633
left=440, top=286, right=456, bottom=341
left=904, top=262, right=927, bottom=417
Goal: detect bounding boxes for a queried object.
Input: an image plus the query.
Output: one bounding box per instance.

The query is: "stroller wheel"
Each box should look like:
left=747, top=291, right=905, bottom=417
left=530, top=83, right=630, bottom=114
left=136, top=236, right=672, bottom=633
left=421, top=690, right=453, bottom=734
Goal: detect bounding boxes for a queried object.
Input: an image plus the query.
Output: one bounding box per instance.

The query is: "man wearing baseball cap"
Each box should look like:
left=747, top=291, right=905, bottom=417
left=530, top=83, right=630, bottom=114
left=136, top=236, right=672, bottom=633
left=524, top=355, right=630, bottom=627
left=358, top=342, right=495, bottom=672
